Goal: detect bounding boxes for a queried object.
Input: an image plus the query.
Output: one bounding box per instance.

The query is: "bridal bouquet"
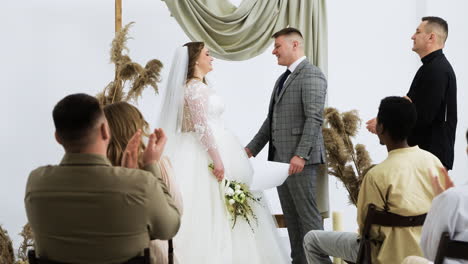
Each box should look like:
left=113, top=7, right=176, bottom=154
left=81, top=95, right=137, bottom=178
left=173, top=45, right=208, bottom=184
left=209, top=163, right=261, bottom=231
left=222, top=179, right=261, bottom=231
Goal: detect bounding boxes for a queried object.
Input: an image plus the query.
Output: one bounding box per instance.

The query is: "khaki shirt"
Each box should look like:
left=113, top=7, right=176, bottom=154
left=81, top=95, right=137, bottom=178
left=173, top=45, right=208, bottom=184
left=357, top=146, right=443, bottom=264
left=25, top=153, right=181, bottom=264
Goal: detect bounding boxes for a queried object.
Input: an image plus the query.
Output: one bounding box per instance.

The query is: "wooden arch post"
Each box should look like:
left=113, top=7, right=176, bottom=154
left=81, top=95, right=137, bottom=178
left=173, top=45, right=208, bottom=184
left=115, top=0, right=122, bottom=33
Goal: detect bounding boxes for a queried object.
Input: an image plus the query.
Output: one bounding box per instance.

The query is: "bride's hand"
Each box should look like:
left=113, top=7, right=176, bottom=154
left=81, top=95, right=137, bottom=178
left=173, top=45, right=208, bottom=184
left=213, top=161, right=225, bottom=181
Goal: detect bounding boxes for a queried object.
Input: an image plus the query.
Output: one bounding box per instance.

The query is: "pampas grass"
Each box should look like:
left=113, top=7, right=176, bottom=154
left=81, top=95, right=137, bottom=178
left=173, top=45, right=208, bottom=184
left=323, top=107, right=373, bottom=205
left=0, top=225, right=15, bottom=264
left=17, top=223, right=34, bottom=262
left=97, top=22, right=163, bottom=106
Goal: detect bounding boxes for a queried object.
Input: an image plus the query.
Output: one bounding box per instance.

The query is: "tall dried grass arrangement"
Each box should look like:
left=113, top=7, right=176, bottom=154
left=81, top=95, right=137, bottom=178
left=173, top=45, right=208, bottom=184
left=0, top=225, right=15, bottom=264
left=323, top=107, right=374, bottom=205
left=97, top=22, right=163, bottom=106
left=16, top=223, right=34, bottom=262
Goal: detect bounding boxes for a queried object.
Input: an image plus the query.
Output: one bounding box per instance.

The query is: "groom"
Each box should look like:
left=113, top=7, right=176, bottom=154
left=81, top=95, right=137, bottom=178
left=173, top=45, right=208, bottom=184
left=246, top=27, right=327, bottom=264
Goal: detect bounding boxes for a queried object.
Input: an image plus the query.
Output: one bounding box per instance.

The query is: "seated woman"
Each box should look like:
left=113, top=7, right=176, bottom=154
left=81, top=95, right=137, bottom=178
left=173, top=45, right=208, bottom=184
left=104, top=101, right=183, bottom=264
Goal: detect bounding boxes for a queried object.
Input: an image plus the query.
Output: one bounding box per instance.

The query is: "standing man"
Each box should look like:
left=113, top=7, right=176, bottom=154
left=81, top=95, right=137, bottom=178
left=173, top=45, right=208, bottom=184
left=246, top=27, right=327, bottom=264
left=367, top=16, right=457, bottom=170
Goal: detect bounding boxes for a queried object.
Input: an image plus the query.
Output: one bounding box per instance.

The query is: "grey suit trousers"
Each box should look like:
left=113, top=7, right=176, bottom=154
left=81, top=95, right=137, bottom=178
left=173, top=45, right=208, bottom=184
left=277, top=160, right=324, bottom=264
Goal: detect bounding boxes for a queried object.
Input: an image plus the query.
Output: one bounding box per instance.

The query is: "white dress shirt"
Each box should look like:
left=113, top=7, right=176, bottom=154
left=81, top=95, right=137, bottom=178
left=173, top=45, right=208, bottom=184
left=286, top=56, right=306, bottom=82
left=420, top=184, right=468, bottom=263
left=288, top=56, right=306, bottom=72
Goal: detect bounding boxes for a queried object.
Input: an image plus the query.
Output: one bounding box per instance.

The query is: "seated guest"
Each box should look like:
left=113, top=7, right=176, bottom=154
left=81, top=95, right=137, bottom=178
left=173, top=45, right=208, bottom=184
left=303, top=96, right=444, bottom=264
left=103, top=101, right=183, bottom=264
left=402, top=129, right=468, bottom=264
left=25, top=93, right=181, bottom=264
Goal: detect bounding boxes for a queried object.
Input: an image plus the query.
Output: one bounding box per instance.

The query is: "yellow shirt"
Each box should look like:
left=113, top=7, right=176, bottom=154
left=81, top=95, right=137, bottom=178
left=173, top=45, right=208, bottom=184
left=356, top=146, right=443, bottom=264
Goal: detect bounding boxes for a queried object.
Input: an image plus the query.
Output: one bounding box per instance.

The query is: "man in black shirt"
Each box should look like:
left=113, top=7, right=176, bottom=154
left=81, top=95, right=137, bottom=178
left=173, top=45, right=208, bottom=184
left=367, top=16, right=457, bottom=170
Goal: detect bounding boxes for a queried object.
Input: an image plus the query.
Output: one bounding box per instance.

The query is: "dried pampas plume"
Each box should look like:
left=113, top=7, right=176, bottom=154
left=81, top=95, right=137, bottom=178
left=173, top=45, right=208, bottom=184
left=0, top=225, right=15, bottom=264
left=323, top=107, right=374, bottom=205
left=97, top=22, right=163, bottom=106
left=17, top=223, right=34, bottom=262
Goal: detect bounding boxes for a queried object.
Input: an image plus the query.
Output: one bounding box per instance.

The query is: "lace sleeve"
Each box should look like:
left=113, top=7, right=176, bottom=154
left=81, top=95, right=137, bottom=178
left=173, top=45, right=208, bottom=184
left=184, top=81, right=218, bottom=151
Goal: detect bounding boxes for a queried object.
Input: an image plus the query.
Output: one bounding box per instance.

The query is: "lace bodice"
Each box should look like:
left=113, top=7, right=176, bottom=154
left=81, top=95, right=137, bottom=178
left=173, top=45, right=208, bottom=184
left=182, top=79, right=225, bottom=151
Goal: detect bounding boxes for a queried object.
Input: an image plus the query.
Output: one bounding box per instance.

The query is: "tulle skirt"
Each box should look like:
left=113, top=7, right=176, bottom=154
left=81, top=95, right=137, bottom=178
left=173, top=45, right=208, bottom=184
left=165, top=128, right=289, bottom=263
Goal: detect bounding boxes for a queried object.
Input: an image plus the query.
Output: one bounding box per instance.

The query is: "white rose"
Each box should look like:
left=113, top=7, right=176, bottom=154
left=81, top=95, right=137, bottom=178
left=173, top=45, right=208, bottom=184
left=229, top=199, right=235, bottom=205
left=235, top=184, right=241, bottom=190
left=235, top=190, right=242, bottom=195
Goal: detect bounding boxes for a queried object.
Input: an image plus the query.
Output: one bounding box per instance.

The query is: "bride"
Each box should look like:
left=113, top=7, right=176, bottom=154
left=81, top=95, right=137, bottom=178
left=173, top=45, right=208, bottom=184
left=159, top=42, right=289, bottom=263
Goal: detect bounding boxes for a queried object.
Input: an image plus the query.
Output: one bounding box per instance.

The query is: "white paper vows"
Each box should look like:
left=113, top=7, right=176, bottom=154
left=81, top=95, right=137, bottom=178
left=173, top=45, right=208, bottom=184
left=249, top=159, right=289, bottom=191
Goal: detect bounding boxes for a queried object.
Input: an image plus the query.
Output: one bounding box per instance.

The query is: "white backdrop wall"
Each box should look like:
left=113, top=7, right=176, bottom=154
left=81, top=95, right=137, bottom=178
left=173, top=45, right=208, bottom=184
left=1, top=0, right=467, bottom=251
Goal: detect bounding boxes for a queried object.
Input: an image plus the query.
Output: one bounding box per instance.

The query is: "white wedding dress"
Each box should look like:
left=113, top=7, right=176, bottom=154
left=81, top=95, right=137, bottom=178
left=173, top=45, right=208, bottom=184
left=164, top=79, right=289, bottom=263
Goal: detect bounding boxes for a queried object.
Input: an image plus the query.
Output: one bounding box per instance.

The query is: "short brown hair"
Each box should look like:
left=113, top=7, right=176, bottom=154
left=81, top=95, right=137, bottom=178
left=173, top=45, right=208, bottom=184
left=53, top=93, right=103, bottom=151
left=272, top=27, right=303, bottom=39
left=183, top=42, right=205, bottom=83
left=422, top=16, right=448, bottom=43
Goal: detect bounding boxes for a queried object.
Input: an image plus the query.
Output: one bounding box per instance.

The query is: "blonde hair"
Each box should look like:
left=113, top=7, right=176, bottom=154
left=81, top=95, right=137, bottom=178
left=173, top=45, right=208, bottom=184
left=103, top=102, right=149, bottom=167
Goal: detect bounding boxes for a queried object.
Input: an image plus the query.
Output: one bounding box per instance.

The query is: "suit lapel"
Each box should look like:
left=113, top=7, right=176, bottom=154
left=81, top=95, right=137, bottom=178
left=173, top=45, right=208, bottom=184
left=276, top=59, right=308, bottom=103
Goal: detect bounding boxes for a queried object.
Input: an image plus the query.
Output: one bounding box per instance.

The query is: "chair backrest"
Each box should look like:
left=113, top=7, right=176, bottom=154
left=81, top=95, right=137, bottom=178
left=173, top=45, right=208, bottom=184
left=28, top=248, right=151, bottom=264
left=274, top=214, right=287, bottom=228
left=355, top=203, right=427, bottom=264
left=168, top=239, right=174, bottom=264
left=434, top=232, right=468, bottom=264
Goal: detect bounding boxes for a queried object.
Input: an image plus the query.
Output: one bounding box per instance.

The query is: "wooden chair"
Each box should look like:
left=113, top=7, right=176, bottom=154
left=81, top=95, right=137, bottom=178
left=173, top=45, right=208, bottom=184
left=434, top=232, right=468, bottom=264
left=28, top=248, right=151, bottom=264
left=168, top=239, right=174, bottom=264
left=347, top=203, right=427, bottom=264
left=274, top=214, right=287, bottom=228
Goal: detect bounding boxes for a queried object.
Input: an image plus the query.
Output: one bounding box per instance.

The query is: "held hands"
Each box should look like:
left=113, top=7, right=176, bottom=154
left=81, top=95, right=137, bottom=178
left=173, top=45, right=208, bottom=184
left=245, top=147, right=253, bottom=158
left=365, top=118, right=377, bottom=134
left=430, top=167, right=455, bottom=197
left=289, top=155, right=305, bottom=175
left=143, top=128, right=168, bottom=166
left=121, top=129, right=142, bottom=168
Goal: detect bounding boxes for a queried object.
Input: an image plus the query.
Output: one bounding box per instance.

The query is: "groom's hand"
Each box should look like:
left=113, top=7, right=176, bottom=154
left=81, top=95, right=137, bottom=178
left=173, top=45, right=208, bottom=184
left=289, top=156, right=305, bottom=175
left=245, top=147, right=253, bottom=158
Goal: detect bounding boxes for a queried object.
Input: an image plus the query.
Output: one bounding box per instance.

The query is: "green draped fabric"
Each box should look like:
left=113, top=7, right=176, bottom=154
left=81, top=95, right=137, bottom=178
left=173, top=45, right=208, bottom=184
left=161, top=0, right=327, bottom=75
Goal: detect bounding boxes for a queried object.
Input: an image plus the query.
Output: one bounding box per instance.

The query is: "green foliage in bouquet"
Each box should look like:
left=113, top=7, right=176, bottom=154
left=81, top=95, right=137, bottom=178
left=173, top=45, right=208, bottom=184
left=223, top=180, right=261, bottom=231
left=322, top=107, right=375, bottom=205
left=97, top=22, right=163, bottom=105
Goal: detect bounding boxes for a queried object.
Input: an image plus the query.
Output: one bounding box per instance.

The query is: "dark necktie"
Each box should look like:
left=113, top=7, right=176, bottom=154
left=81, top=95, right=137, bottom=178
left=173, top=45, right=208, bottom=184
left=277, top=69, right=291, bottom=95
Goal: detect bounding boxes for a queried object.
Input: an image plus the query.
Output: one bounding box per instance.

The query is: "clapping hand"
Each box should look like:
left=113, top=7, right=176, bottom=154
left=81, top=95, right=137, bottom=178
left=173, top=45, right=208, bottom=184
left=143, top=128, right=168, bottom=166
left=122, top=129, right=142, bottom=168
left=430, top=167, right=454, bottom=196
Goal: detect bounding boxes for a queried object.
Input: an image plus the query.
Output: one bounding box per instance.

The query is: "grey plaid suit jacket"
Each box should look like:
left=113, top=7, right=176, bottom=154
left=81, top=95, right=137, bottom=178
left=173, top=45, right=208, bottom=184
left=247, top=59, right=327, bottom=165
